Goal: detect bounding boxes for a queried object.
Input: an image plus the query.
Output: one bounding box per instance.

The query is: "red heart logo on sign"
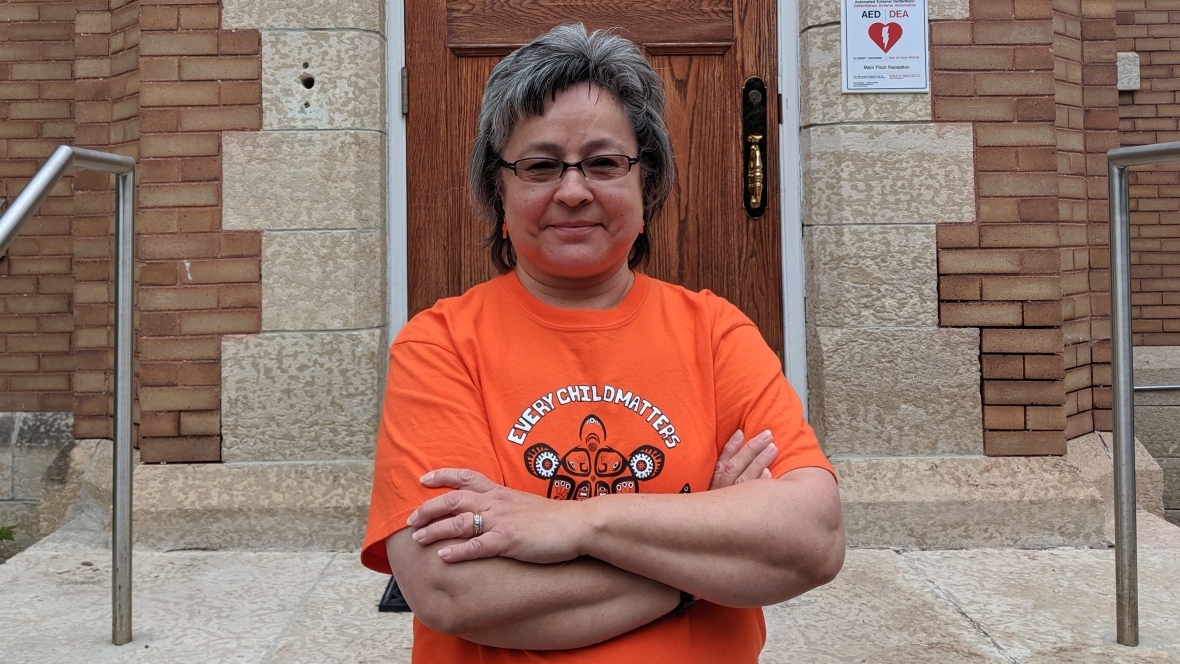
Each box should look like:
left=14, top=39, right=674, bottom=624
left=868, top=22, right=903, bottom=53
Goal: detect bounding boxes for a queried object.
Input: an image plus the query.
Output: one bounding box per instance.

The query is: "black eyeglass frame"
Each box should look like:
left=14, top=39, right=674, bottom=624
left=497, top=154, right=640, bottom=183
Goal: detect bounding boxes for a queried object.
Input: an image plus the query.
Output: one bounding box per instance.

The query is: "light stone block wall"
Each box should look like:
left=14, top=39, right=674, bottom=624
left=221, top=330, right=384, bottom=462
left=0, top=417, right=10, bottom=498
left=809, top=328, right=981, bottom=455
left=218, top=6, right=388, bottom=463
left=800, top=5, right=981, bottom=456
left=800, top=27, right=930, bottom=126
left=1117, top=52, right=1141, bottom=92
left=1133, top=346, right=1180, bottom=526
left=223, top=131, right=384, bottom=231
left=224, top=0, right=384, bottom=33
left=805, top=224, right=937, bottom=328
left=801, top=124, right=976, bottom=227
left=261, top=230, right=385, bottom=331
left=260, top=31, right=385, bottom=131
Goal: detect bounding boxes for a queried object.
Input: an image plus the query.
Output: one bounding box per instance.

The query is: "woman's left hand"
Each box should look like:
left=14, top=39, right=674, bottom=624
left=710, top=429, right=777, bottom=490
left=407, top=468, right=585, bottom=564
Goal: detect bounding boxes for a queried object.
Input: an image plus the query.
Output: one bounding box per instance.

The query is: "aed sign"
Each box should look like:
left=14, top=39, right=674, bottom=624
left=841, top=0, right=929, bottom=93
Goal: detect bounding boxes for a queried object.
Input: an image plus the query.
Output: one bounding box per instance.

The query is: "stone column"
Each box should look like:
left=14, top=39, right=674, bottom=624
left=800, top=0, right=984, bottom=456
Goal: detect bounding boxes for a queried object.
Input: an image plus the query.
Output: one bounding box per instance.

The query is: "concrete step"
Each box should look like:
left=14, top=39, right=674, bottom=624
left=835, top=433, right=1165, bottom=549
left=1067, top=431, right=1165, bottom=539
left=62, top=433, right=1163, bottom=552
left=79, top=442, right=371, bottom=551
left=834, top=454, right=1107, bottom=549
left=137, top=460, right=373, bottom=551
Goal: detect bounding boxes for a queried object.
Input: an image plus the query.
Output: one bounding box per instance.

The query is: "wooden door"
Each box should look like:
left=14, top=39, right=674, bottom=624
left=406, top=0, right=782, bottom=349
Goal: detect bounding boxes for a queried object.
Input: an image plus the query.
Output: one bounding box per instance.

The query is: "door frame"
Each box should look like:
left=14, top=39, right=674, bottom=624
left=775, top=4, right=806, bottom=410
left=384, top=0, right=809, bottom=410
left=385, top=1, right=409, bottom=355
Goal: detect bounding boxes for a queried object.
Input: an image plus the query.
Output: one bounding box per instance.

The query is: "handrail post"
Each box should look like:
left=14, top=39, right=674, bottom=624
left=1107, top=159, right=1138, bottom=647
left=112, top=167, right=134, bottom=645
left=0, top=145, right=136, bottom=646
left=1105, top=138, right=1180, bottom=646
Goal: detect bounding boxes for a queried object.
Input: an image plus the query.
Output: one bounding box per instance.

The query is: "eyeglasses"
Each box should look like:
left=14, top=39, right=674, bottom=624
left=498, top=154, right=640, bottom=184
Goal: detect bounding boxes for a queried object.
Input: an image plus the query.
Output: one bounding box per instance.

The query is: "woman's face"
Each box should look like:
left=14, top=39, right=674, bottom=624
left=499, top=82, right=645, bottom=288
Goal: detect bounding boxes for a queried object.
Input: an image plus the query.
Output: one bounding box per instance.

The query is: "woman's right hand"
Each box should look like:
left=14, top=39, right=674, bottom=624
left=709, top=429, right=777, bottom=490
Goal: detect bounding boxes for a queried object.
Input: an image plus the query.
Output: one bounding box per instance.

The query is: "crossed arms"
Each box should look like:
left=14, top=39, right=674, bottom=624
left=384, top=431, right=844, bottom=650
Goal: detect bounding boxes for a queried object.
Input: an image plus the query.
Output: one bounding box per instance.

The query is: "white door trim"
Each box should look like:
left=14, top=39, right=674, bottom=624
left=777, top=2, right=808, bottom=411
left=384, top=3, right=808, bottom=406
left=386, top=0, right=409, bottom=347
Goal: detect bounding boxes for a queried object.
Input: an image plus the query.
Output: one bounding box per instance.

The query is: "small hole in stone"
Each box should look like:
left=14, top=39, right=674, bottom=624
left=302, top=62, right=309, bottom=69
left=303, top=102, right=310, bottom=108
left=300, top=75, right=315, bottom=89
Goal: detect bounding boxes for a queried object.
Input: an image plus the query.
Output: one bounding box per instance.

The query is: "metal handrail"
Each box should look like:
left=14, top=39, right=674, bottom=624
left=0, top=145, right=135, bottom=646
left=1107, top=139, right=1180, bottom=647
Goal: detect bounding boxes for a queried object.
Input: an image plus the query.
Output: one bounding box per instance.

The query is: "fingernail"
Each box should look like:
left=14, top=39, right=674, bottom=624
left=411, top=530, right=423, bottom=542
left=407, top=510, right=418, bottom=526
left=420, top=472, right=434, bottom=483
left=437, top=547, right=451, bottom=559
left=762, top=443, right=777, bottom=456
left=729, top=430, right=743, bottom=442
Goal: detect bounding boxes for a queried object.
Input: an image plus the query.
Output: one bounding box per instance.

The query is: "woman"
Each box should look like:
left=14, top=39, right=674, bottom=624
left=362, top=24, right=844, bottom=662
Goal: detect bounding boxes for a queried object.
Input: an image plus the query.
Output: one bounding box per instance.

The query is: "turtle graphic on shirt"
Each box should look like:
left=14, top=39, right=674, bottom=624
left=523, top=414, right=665, bottom=500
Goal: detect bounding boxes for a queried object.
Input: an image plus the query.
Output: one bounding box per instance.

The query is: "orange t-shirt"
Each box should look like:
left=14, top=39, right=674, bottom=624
left=362, top=271, right=833, bottom=663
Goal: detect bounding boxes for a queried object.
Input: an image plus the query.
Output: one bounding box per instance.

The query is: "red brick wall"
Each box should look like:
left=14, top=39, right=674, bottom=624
left=128, top=1, right=262, bottom=462
left=71, top=0, right=141, bottom=442
left=1054, top=2, right=1119, bottom=437
left=0, top=1, right=76, bottom=412
left=1116, top=2, right=1180, bottom=346
left=1, top=1, right=263, bottom=463
left=932, top=0, right=1118, bottom=453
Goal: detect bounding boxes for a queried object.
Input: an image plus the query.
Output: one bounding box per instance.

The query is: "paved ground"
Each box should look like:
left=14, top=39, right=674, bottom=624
left=2, top=512, right=1179, bottom=663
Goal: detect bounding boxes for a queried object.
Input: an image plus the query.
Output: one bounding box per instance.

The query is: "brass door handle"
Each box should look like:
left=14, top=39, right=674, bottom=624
left=742, top=77, right=767, bottom=217
left=746, top=135, right=764, bottom=210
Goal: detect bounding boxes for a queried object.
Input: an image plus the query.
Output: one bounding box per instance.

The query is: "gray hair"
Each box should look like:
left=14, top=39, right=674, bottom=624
left=468, top=23, right=676, bottom=272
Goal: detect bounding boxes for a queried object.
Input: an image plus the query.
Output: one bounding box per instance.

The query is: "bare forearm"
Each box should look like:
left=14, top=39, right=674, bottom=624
left=454, top=556, right=677, bottom=649
left=387, top=532, right=678, bottom=649
left=577, top=468, right=844, bottom=607
left=402, top=466, right=843, bottom=614
left=456, top=559, right=677, bottom=649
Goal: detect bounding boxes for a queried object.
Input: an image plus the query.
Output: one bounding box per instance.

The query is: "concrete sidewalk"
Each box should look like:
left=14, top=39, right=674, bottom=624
left=2, top=513, right=1179, bottom=663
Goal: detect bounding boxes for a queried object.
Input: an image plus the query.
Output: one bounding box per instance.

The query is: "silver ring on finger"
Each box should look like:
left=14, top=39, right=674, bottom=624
left=473, top=512, right=483, bottom=537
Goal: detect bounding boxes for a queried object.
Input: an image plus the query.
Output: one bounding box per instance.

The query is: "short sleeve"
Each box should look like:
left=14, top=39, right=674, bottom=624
left=360, top=332, right=504, bottom=574
left=709, top=299, right=834, bottom=481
